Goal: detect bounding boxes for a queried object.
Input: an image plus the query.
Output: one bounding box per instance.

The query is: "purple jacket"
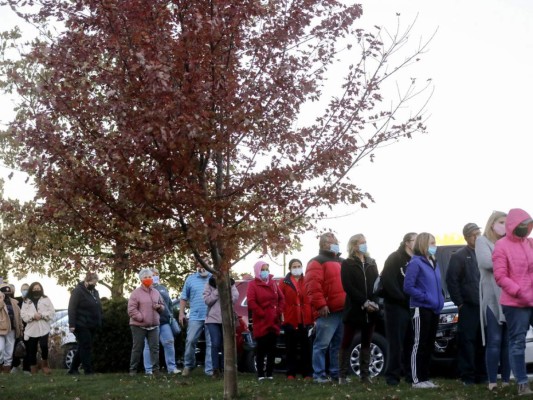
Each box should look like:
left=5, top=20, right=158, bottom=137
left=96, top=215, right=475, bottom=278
left=128, top=285, right=164, bottom=327
left=493, top=208, right=533, bottom=307
left=203, top=282, right=239, bottom=324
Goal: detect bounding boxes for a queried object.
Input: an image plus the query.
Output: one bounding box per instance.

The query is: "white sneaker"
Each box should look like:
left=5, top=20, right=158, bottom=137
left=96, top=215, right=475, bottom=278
left=258, top=377, right=266, bottom=381
left=412, top=381, right=433, bottom=389
left=426, top=381, right=439, bottom=388
left=170, top=369, right=181, bottom=374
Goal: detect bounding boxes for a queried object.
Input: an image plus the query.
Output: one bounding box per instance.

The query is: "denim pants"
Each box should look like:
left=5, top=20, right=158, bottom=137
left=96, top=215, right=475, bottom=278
left=485, top=307, right=510, bottom=383
left=205, top=323, right=223, bottom=370
left=143, top=323, right=177, bottom=373
left=0, top=330, right=16, bottom=366
left=184, top=320, right=212, bottom=374
left=130, top=325, right=159, bottom=373
left=312, top=311, right=343, bottom=379
left=502, top=305, right=533, bottom=385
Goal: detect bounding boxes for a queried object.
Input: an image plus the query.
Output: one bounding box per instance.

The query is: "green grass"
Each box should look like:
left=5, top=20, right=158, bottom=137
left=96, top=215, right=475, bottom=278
left=0, top=370, right=523, bottom=399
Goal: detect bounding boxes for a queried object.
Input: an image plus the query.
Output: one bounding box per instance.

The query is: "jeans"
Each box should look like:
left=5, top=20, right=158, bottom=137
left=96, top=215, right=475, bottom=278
left=70, top=327, right=96, bottom=374
left=502, top=305, right=533, bottom=385
left=184, top=320, right=212, bottom=374
left=312, top=311, right=343, bottom=379
left=485, top=307, right=510, bottom=383
left=0, top=330, right=16, bottom=366
left=130, top=326, right=159, bottom=373
left=457, top=303, right=486, bottom=383
left=206, top=323, right=223, bottom=371
left=143, top=323, right=177, bottom=373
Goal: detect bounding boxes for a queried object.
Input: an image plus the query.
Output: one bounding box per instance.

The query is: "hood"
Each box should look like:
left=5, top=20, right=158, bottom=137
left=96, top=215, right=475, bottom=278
left=506, top=208, right=533, bottom=239
left=253, top=260, right=269, bottom=279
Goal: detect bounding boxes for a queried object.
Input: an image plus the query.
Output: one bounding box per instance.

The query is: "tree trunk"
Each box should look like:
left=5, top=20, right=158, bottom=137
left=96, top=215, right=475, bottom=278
left=218, top=271, right=238, bottom=399
left=110, top=242, right=127, bottom=298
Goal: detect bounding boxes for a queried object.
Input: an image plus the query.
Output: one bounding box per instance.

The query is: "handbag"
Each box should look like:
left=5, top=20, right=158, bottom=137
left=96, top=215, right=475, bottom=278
left=14, top=340, right=26, bottom=358
left=373, top=275, right=385, bottom=298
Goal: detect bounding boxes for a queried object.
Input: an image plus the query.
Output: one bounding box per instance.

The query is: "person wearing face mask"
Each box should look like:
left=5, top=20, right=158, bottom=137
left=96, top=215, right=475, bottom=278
left=493, top=208, right=533, bottom=396
left=0, top=285, right=24, bottom=373
left=67, top=272, right=102, bottom=375
left=11, top=283, right=29, bottom=374
left=142, top=268, right=181, bottom=375
left=445, top=222, right=486, bottom=386
left=20, top=282, right=55, bottom=375
left=203, top=275, right=239, bottom=379
left=179, top=263, right=213, bottom=377
left=305, top=232, right=346, bottom=383
left=403, top=232, right=444, bottom=389
left=339, top=234, right=379, bottom=385
left=279, top=258, right=313, bottom=380
left=247, top=260, right=285, bottom=380
left=476, top=211, right=510, bottom=391
left=127, top=268, right=164, bottom=376
left=381, top=232, right=417, bottom=386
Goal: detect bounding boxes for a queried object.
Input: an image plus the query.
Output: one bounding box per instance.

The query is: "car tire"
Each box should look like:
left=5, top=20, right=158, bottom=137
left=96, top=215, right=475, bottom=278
left=349, top=332, right=387, bottom=377
left=63, top=344, right=77, bottom=370
left=241, top=350, right=256, bottom=373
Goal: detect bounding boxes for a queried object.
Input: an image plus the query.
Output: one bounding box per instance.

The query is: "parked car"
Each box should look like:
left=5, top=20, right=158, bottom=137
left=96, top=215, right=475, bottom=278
left=49, top=311, right=78, bottom=369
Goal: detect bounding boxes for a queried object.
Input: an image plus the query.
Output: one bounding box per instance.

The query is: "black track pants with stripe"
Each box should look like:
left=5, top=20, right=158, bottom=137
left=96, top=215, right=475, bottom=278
left=410, top=307, right=439, bottom=384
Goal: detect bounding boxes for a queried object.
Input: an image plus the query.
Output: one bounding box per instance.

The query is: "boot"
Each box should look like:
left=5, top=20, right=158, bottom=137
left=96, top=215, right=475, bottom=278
left=30, top=365, right=39, bottom=375
left=338, top=347, right=351, bottom=384
left=359, top=348, right=372, bottom=384
left=2, top=365, right=11, bottom=373
left=211, top=369, right=221, bottom=379
left=41, top=360, right=52, bottom=375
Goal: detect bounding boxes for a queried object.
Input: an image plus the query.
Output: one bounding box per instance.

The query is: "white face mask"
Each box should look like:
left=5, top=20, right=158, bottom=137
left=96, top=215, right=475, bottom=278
left=199, top=270, right=208, bottom=277
left=291, top=267, right=303, bottom=277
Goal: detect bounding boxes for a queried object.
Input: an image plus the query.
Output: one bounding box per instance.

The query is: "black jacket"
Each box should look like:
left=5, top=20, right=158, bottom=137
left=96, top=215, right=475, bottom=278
left=68, top=281, right=103, bottom=329
left=341, top=255, right=379, bottom=325
left=445, top=246, right=480, bottom=307
left=381, top=247, right=411, bottom=308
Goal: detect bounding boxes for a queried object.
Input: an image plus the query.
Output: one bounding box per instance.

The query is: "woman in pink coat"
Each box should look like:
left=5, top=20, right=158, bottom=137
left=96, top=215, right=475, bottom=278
left=493, top=208, right=533, bottom=396
left=247, top=260, right=285, bottom=380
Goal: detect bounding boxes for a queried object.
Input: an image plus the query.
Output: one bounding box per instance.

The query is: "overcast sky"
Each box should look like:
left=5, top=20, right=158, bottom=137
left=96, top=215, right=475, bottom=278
left=1, top=0, right=532, bottom=306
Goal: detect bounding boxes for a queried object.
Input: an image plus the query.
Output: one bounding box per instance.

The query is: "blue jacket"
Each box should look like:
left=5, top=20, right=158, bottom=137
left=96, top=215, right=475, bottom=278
left=404, top=254, right=444, bottom=314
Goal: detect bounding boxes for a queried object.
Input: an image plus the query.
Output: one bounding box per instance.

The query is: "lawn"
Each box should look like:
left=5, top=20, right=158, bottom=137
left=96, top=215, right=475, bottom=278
left=0, top=370, right=522, bottom=400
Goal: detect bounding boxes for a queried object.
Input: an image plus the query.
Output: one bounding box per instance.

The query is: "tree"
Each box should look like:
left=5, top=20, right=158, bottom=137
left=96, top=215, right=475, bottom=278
left=0, top=1, right=432, bottom=397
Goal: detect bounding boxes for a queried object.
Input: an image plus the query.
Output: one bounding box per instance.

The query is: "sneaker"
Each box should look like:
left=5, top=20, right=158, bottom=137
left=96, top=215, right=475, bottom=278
left=518, top=383, right=533, bottom=396
left=338, top=377, right=348, bottom=385
left=10, top=367, right=19, bottom=374
left=170, top=369, right=181, bottom=374
left=181, top=367, right=191, bottom=377
left=412, top=381, right=433, bottom=389
left=258, top=377, right=266, bottom=381
left=314, top=377, right=330, bottom=384
left=266, top=376, right=273, bottom=380
left=426, top=381, right=439, bottom=388
left=145, top=371, right=153, bottom=376
left=287, top=375, right=296, bottom=380
left=488, top=383, right=498, bottom=391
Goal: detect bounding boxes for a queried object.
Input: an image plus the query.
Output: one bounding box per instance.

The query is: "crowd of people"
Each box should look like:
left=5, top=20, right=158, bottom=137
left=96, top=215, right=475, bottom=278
left=1, top=207, right=533, bottom=397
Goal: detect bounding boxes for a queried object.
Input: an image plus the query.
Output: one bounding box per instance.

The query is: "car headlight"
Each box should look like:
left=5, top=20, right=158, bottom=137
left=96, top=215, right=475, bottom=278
left=439, top=313, right=459, bottom=324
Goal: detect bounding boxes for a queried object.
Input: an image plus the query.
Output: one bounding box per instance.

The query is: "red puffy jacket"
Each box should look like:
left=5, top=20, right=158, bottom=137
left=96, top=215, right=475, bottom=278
left=247, top=276, right=285, bottom=338
left=305, top=251, right=346, bottom=316
left=280, top=273, right=313, bottom=328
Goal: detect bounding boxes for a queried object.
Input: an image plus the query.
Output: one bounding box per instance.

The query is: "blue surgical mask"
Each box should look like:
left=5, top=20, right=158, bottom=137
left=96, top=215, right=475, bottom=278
left=260, top=270, right=269, bottom=280
left=21, top=290, right=28, bottom=298
left=330, top=244, right=340, bottom=254
left=152, top=276, right=160, bottom=284
left=428, top=246, right=437, bottom=256
left=358, top=244, right=368, bottom=254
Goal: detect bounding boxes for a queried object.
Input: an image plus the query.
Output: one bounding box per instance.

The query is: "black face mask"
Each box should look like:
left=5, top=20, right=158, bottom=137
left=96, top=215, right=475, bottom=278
left=87, top=284, right=96, bottom=291
left=31, top=290, right=42, bottom=298
left=514, top=225, right=529, bottom=238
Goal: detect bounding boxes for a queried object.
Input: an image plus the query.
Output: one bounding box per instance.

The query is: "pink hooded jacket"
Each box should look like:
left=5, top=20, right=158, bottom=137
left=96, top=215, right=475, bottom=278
left=493, top=208, right=533, bottom=307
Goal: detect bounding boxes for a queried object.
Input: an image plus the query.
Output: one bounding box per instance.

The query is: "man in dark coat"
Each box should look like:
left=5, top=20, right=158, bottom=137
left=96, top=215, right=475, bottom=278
left=67, top=272, right=103, bottom=375
left=445, top=223, right=486, bottom=385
